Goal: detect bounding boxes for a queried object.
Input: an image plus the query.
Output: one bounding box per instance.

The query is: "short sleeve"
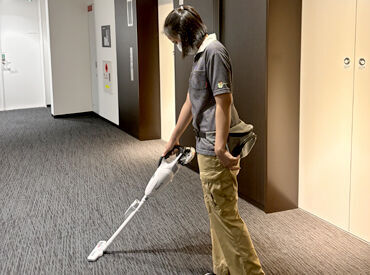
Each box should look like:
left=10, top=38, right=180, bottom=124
left=206, top=50, right=232, bottom=96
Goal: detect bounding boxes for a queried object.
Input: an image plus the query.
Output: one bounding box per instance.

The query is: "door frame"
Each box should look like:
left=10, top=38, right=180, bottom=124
left=87, top=3, right=99, bottom=114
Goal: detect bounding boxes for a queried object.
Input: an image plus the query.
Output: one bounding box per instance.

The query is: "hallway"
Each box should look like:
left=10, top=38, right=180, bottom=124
left=0, top=108, right=369, bottom=274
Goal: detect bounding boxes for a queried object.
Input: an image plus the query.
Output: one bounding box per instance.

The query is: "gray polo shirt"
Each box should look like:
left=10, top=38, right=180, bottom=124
left=189, top=33, right=240, bottom=156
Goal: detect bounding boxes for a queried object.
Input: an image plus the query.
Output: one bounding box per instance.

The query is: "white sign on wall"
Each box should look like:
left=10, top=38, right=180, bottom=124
left=103, top=60, right=112, bottom=92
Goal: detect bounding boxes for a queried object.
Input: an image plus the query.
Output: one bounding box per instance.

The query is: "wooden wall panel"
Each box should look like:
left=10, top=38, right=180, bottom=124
left=349, top=0, right=370, bottom=242
left=266, top=0, right=301, bottom=212
left=220, top=0, right=268, bottom=207
left=115, top=0, right=161, bottom=140
left=299, top=0, right=356, bottom=228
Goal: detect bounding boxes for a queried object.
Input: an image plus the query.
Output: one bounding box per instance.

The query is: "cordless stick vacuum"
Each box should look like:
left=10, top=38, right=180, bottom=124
left=87, top=145, right=196, bottom=262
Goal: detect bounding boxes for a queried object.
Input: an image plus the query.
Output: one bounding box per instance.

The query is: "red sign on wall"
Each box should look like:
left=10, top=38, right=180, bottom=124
left=88, top=5, right=93, bottom=12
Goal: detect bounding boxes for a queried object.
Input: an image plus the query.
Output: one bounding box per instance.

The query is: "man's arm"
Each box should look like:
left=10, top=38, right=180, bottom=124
left=214, top=93, right=239, bottom=170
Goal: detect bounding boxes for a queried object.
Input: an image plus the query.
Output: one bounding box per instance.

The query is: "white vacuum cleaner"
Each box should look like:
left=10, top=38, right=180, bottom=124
left=87, top=145, right=196, bottom=262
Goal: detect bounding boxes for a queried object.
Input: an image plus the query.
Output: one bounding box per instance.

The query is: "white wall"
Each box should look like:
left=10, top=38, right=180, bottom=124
left=92, top=0, right=119, bottom=124
left=0, top=0, right=45, bottom=111
left=48, top=0, right=93, bottom=116
left=91, top=0, right=176, bottom=130
left=158, top=0, right=176, bottom=141
left=43, top=0, right=174, bottom=129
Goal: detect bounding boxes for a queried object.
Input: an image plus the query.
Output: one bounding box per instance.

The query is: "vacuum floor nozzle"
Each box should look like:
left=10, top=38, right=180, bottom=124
left=87, top=241, right=107, bottom=262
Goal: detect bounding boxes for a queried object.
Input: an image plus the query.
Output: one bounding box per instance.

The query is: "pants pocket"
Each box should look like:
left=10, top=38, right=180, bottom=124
left=201, top=171, right=237, bottom=216
left=210, top=179, right=237, bottom=216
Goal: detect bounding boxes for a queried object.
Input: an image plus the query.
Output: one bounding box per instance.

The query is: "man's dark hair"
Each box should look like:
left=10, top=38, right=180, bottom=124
left=164, top=5, right=207, bottom=57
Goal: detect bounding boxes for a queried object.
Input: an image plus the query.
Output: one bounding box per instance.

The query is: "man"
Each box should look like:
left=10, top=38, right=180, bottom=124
left=162, top=6, right=265, bottom=275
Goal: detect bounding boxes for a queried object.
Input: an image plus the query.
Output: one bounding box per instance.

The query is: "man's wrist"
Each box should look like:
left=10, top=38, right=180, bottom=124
left=170, top=135, right=179, bottom=144
left=215, top=146, right=226, bottom=156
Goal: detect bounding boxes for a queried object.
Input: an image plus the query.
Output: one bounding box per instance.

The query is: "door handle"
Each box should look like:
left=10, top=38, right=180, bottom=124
left=359, top=58, right=366, bottom=67
left=344, top=57, right=351, bottom=66
left=127, top=0, right=133, bottom=27
left=1, top=61, right=11, bottom=72
left=130, top=47, right=134, bottom=81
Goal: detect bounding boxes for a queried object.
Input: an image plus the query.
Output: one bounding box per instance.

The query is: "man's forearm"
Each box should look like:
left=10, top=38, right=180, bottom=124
left=215, top=94, right=232, bottom=155
left=170, top=93, right=193, bottom=141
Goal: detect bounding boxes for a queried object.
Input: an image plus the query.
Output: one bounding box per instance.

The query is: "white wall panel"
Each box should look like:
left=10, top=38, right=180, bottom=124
left=299, top=0, right=357, bottom=230
left=349, top=0, right=370, bottom=242
left=92, top=0, right=119, bottom=125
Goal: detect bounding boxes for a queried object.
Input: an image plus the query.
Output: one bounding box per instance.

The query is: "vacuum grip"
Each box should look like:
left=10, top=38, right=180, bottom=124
left=158, top=145, right=182, bottom=167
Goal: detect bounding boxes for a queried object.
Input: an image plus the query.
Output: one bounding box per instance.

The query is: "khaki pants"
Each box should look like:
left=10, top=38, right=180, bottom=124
left=198, top=154, right=265, bottom=275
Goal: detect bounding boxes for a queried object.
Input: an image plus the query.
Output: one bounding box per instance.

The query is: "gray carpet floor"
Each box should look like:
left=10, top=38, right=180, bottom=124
left=0, top=107, right=369, bottom=275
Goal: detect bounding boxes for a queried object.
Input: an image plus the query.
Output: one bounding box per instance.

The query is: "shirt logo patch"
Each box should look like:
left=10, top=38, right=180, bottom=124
left=217, top=81, right=228, bottom=89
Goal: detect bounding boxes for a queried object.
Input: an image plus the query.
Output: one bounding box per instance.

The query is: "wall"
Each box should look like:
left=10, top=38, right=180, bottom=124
left=158, top=0, right=175, bottom=141
left=266, top=0, right=301, bottom=212
left=46, top=0, right=174, bottom=132
left=0, top=11, right=4, bottom=111
left=300, top=0, right=369, bottom=242
left=48, top=0, right=93, bottom=116
left=220, top=0, right=268, bottom=206
left=91, top=0, right=175, bottom=131
left=0, top=0, right=45, bottom=111
left=92, top=0, right=119, bottom=124
left=299, top=0, right=356, bottom=231
left=39, top=0, right=52, bottom=106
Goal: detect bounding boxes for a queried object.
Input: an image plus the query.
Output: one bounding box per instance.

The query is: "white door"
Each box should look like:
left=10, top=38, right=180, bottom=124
left=299, top=0, right=357, bottom=230
left=88, top=4, right=99, bottom=113
left=0, top=0, right=45, bottom=111
left=349, top=0, right=370, bottom=242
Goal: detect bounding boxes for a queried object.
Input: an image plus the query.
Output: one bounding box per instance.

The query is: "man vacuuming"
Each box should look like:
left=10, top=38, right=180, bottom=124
left=162, top=5, right=265, bottom=275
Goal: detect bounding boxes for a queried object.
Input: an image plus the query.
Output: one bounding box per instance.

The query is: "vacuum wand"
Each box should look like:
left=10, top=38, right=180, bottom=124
left=105, top=196, right=147, bottom=248
left=87, top=195, right=147, bottom=261
left=87, top=146, right=195, bottom=262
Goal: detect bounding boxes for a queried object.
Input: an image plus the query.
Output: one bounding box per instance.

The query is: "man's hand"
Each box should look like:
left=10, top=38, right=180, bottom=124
left=215, top=148, right=240, bottom=171
left=162, top=138, right=180, bottom=157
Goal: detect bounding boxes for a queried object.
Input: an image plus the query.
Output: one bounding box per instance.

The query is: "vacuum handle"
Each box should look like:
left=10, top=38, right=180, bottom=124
left=158, top=145, right=182, bottom=167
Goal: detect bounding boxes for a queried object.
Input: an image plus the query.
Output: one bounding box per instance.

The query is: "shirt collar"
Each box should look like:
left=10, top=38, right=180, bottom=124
left=196, top=33, right=217, bottom=54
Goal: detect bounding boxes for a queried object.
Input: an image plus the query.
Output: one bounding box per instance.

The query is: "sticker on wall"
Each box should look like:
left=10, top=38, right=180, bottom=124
left=101, top=25, right=111, bottom=48
left=103, top=61, right=113, bottom=92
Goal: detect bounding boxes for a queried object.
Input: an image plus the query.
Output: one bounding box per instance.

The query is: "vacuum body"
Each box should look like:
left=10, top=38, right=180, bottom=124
left=87, top=146, right=195, bottom=261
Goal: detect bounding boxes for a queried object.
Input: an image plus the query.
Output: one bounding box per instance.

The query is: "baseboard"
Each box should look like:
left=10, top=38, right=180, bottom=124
left=239, top=193, right=265, bottom=211
left=95, top=113, right=120, bottom=128
left=52, top=111, right=153, bottom=142
left=52, top=111, right=95, bottom=118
